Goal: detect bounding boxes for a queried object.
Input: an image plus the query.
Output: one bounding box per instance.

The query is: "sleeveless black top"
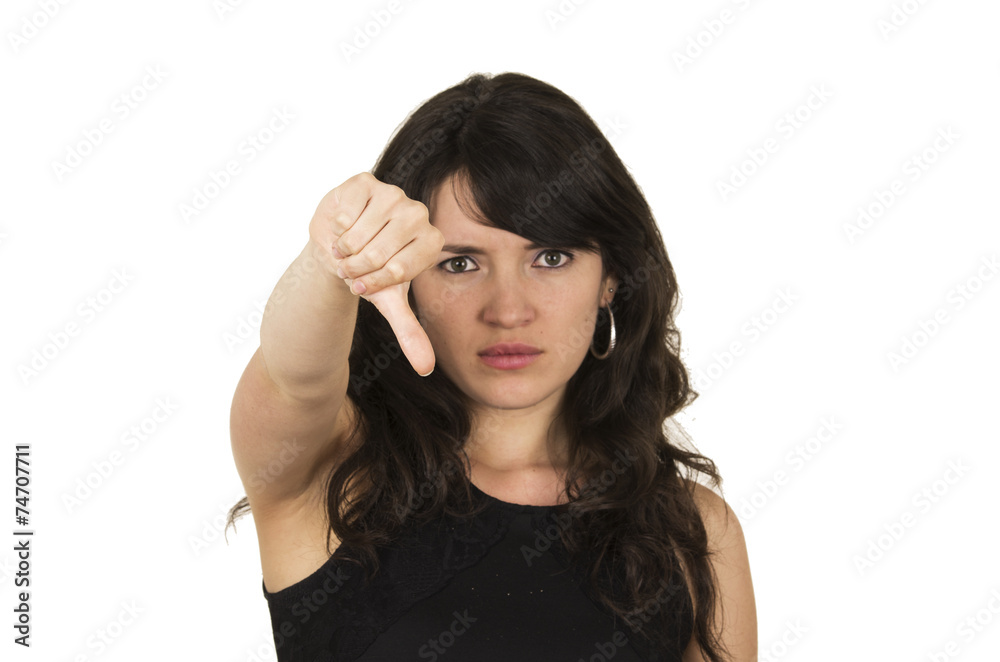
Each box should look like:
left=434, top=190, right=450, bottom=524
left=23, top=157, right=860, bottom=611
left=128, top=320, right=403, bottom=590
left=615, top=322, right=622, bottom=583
left=262, top=482, right=694, bottom=661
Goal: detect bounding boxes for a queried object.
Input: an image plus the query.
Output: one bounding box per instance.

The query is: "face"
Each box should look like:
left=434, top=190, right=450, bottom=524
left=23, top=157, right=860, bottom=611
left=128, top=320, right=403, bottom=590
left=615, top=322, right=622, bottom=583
left=410, top=174, right=617, bottom=416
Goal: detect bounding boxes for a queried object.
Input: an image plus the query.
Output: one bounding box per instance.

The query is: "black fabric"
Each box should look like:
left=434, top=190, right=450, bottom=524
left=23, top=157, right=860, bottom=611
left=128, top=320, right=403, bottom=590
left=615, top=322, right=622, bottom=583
left=262, top=482, right=693, bottom=661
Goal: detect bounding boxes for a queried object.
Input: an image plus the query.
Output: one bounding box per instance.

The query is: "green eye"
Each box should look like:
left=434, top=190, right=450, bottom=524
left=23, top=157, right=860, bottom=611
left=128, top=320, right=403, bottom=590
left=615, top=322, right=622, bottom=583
left=440, top=256, right=479, bottom=273
left=537, top=250, right=574, bottom=267
left=437, top=250, right=574, bottom=274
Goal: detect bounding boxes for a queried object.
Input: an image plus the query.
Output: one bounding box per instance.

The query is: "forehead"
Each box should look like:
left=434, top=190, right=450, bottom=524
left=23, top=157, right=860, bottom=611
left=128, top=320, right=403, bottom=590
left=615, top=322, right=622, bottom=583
left=428, top=175, right=473, bottom=225
left=428, top=175, right=519, bottom=247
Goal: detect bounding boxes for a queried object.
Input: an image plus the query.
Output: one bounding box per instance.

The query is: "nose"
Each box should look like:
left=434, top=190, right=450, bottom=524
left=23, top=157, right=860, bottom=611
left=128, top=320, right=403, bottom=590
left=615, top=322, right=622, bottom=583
left=481, top=272, right=535, bottom=328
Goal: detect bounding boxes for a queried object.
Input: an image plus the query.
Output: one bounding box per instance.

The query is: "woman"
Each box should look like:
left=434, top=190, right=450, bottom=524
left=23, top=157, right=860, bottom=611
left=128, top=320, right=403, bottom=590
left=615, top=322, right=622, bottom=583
left=227, top=72, right=756, bottom=661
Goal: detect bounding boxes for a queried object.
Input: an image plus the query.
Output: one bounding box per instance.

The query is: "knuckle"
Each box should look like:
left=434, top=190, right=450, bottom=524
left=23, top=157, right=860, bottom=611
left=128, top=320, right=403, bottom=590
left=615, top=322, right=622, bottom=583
left=430, top=226, right=445, bottom=249
left=337, top=234, right=355, bottom=256
left=363, top=245, right=387, bottom=269
left=384, top=183, right=406, bottom=202
left=384, top=260, right=405, bottom=282
left=331, top=211, right=353, bottom=233
left=409, top=198, right=429, bottom=217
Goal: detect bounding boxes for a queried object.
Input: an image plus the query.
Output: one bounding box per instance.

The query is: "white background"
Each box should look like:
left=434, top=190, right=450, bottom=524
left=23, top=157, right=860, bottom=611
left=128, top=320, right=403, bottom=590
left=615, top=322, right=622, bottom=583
left=2, top=0, right=998, bottom=660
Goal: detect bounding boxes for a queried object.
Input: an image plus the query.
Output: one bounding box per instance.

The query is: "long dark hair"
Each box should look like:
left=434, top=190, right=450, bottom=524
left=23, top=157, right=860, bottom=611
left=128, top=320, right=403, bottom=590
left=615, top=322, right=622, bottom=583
left=228, top=72, right=728, bottom=661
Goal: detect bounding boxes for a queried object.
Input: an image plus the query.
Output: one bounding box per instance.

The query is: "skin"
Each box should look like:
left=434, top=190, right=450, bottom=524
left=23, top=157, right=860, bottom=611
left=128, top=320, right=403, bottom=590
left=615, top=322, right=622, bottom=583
left=683, top=482, right=758, bottom=661
left=409, top=174, right=616, bottom=505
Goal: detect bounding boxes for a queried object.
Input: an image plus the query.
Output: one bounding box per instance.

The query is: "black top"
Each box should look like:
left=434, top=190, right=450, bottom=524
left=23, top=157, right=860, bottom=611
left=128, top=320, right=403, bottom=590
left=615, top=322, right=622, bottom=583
left=262, top=482, right=693, bottom=661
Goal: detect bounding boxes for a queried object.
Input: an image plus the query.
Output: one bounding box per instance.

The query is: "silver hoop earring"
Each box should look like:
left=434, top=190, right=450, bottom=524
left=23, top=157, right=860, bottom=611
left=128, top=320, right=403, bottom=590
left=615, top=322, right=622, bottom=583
left=590, top=292, right=616, bottom=360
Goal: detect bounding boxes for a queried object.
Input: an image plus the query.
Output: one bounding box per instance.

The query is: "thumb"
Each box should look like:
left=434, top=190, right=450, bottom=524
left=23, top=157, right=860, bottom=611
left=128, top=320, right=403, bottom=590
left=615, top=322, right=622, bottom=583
left=364, top=283, right=436, bottom=377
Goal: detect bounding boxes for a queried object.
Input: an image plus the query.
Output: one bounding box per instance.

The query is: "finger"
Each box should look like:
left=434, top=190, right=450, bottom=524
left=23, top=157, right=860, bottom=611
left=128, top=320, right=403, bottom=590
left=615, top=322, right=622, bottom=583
left=333, top=189, right=404, bottom=265
left=342, top=236, right=434, bottom=296
left=337, top=204, right=420, bottom=283
left=314, top=173, right=378, bottom=250
left=367, top=284, right=436, bottom=377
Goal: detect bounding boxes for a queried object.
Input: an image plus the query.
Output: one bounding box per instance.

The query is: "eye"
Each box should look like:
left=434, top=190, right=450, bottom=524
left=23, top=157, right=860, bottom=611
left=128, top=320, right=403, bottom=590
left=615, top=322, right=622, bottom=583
left=437, top=250, right=575, bottom=274
left=439, top=256, right=480, bottom=273
left=535, top=250, right=574, bottom=268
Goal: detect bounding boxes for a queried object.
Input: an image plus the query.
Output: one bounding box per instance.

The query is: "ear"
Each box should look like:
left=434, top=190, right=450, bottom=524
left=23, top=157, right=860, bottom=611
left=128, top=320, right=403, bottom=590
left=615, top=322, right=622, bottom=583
left=601, top=274, right=619, bottom=307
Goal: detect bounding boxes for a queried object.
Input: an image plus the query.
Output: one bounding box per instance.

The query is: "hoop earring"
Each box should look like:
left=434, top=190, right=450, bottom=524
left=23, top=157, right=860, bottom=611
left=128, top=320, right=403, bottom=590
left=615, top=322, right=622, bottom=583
left=590, top=290, right=616, bottom=360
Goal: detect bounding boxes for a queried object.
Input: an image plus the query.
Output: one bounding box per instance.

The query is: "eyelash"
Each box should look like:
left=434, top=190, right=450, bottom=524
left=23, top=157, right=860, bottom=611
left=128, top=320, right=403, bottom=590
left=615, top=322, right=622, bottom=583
left=438, top=250, right=575, bottom=274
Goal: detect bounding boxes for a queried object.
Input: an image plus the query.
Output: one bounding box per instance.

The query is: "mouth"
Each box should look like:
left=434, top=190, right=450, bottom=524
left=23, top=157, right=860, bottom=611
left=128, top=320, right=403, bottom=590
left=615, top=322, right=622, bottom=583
left=478, top=352, right=541, bottom=370
left=478, top=343, right=542, bottom=370
left=478, top=343, right=542, bottom=357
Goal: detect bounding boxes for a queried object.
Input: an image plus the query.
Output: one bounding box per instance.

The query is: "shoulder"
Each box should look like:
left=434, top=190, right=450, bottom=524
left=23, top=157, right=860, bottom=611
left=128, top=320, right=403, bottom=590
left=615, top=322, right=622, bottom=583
left=681, top=479, right=758, bottom=661
left=685, top=480, right=741, bottom=548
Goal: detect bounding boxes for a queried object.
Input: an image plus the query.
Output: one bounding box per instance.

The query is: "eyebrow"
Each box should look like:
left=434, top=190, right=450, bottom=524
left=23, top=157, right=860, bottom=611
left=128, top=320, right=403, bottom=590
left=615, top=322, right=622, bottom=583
left=441, top=242, right=545, bottom=255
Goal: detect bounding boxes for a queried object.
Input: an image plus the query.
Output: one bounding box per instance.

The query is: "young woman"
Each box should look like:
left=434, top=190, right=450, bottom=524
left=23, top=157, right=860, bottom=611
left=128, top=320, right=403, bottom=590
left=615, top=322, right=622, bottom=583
left=227, top=72, right=756, bottom=661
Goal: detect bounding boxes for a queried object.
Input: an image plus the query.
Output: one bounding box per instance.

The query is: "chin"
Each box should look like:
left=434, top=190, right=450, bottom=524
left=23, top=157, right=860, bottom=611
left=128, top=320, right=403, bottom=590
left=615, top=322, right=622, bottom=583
left=472, top=379, right=564, bottom=411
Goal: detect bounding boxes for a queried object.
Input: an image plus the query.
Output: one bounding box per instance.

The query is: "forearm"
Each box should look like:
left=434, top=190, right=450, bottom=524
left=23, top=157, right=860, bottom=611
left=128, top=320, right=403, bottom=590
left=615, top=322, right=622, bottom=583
left=258, top=239, right=358, bottom=401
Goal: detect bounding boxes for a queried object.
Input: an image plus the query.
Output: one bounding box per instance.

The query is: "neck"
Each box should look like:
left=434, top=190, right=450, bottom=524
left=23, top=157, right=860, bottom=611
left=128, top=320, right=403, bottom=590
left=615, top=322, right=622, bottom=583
left=464, top=400, right=569, bottom=473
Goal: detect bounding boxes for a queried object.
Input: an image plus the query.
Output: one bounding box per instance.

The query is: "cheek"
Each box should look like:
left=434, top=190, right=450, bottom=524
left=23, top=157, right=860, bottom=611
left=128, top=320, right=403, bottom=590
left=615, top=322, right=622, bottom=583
left=409, top=276, right=441, bottom=322
left=556, top=302, right=600, bottom=347
left=410, top=282, right=464, bottom=346
left=412, top=273, right=480, bottom=319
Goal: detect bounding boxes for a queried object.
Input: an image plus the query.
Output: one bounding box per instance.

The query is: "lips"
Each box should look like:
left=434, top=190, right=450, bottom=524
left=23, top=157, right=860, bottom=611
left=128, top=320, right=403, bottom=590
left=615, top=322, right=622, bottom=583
left=478, top=342, right=541, bottom=357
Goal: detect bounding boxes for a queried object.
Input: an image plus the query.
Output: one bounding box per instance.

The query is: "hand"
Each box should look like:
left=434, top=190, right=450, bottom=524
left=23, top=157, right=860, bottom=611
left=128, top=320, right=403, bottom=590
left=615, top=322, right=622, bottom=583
left=309, top=172, right=444, bottom=377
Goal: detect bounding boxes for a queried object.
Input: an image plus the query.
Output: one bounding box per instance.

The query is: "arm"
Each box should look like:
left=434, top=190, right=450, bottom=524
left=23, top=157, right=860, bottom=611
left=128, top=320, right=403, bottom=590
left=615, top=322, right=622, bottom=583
left=230, top=238, right=359, bottom=511
left=682, top=482, right=758, bottom=662
left=231, top=172, right=442, bottom=512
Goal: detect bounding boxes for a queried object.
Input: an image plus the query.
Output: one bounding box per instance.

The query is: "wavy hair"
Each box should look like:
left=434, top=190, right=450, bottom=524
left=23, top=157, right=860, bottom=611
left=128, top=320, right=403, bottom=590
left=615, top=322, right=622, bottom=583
left=228, top=72, right=728, bottom=661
